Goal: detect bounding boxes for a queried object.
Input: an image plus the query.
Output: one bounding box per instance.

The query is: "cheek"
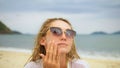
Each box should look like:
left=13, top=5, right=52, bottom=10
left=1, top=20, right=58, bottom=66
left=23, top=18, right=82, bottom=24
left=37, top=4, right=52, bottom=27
left=45, top=34, right=59, bottom=48
left=46, top=32, right=57, bottom=42
left=68, top=43, right=72, bottom=51
left=67, top=40, right=73, bottom=51
left=68, top=40, right=73, bottom=47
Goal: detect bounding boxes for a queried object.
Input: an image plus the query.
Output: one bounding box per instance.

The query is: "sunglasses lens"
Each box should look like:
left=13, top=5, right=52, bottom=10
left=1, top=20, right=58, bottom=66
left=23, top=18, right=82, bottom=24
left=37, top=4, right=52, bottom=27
left=50, top=27, right=62, bottom=36
left=66, top=29, right=76, bottom=37
left=50, top=27, right=76, bottom=38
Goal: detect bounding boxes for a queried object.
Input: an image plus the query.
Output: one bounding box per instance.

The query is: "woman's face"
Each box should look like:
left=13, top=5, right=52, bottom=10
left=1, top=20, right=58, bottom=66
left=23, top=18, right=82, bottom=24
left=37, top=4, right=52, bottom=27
left=41, top=20, right=74, bottom=54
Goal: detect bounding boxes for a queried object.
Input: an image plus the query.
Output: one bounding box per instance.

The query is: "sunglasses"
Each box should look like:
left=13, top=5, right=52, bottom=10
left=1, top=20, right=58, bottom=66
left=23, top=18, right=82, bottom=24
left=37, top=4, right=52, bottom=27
left=49, top=27, right=76, bottom=38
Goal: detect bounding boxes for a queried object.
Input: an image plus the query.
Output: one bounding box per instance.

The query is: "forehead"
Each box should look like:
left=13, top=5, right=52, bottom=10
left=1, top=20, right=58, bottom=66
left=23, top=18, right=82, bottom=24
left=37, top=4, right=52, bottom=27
left=50, top=20, right=71, bottom=29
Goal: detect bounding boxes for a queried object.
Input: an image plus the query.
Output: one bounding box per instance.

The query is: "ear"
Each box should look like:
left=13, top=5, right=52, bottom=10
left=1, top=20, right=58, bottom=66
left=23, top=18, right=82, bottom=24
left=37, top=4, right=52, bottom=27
left=39, top=37, right=46, bottom=46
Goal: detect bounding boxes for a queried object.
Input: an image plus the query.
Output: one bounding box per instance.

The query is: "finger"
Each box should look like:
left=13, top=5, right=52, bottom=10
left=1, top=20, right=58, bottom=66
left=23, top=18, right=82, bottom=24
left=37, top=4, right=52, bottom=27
left=53, top=41, right=57, bottom=62
left=46, top=41, right=51, bottom=59
left=48, top=40, right=54, bottom=61
left=46, top=41, right=51, bottom=52
left=56, top=45, right=60, bottom=63
left=56, top=54, right=60, bottom=63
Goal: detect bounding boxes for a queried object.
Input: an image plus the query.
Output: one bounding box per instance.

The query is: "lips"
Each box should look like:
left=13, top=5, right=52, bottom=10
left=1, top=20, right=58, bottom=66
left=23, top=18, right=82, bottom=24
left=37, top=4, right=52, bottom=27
left=57, top=43, right=68, bottom=46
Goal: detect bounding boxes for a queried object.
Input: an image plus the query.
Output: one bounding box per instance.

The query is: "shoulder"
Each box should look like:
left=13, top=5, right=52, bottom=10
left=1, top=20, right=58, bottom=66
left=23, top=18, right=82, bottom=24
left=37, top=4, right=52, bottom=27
left=71, top=59, right=89, bottom=68
left=24, top=60, right=43, bottom=68
left=24, top=62, right=36, bottom=68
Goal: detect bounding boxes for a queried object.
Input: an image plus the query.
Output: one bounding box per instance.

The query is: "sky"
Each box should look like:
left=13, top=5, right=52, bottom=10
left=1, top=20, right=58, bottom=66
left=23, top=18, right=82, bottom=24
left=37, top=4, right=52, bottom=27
left=0, top=0, right=120, bottom=34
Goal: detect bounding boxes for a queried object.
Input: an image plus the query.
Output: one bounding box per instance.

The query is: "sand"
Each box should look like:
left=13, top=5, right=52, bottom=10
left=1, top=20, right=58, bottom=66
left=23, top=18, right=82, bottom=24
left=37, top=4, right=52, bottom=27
left=0, top=50, right=120, bottom=68
left=0, top=50, right=31, bottom=68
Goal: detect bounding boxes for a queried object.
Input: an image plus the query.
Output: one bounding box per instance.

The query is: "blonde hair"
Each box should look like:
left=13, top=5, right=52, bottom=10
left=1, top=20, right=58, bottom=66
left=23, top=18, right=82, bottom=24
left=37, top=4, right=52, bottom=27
left=28, top=18, right=80, bottom=62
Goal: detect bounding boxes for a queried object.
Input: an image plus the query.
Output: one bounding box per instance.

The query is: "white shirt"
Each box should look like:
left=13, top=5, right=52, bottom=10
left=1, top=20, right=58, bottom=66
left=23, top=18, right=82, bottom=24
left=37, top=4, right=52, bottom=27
left=24, top=59, right=89, bottom=68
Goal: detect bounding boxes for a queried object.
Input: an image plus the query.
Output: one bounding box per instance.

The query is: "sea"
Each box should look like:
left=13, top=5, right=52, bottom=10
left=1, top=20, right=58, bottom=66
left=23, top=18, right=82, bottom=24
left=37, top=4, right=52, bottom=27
left=0, top=34, right=120, bottom=60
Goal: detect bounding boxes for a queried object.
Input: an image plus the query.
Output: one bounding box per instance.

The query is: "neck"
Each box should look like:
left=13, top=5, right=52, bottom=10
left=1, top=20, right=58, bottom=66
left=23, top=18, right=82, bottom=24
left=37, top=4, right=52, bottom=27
left=60, top=54, right=67, bottom=68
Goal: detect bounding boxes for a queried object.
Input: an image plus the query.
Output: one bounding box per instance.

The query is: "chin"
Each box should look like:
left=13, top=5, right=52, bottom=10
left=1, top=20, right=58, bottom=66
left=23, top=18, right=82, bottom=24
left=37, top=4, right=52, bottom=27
left=58, top=48, right=70, bottom=54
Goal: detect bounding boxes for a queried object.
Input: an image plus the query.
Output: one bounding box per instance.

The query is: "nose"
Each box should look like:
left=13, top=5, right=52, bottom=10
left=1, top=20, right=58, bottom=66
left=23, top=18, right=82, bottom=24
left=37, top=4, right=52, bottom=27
left=60, top=32, right=67, bottom=41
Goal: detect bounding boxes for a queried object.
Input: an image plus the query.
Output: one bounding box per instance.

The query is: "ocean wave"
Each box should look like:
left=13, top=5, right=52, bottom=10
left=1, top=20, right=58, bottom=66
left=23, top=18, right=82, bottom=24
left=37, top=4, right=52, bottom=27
left=78, top=50, right=120, bottom=60
left=0, top=47, right=32, bottom=54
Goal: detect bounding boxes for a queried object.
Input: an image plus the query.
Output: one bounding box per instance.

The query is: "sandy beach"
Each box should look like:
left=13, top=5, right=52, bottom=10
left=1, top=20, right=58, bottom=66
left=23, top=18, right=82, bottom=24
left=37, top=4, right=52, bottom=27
left=0, top=50, right=120, bottom=68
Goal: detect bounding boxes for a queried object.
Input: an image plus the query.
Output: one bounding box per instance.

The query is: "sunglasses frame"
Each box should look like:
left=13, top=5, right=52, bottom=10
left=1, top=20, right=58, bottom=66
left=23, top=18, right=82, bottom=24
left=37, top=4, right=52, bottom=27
left=49, top=27, right=76, bottom=38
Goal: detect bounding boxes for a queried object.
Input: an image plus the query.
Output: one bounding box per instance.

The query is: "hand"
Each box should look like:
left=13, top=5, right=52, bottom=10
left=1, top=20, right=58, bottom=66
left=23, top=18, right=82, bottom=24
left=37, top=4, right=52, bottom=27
left=39, top=41, right=60, bottom=68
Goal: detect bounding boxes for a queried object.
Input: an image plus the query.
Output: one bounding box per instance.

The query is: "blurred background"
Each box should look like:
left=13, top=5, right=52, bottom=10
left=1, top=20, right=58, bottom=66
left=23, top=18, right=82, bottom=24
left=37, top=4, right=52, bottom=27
left=0, top=0, right=120, bottom=61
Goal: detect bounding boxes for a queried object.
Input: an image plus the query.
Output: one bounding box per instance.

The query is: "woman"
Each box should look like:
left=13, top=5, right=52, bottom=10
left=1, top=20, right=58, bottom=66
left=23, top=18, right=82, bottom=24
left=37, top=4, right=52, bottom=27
left=24, top=18, right=89, bottom=68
